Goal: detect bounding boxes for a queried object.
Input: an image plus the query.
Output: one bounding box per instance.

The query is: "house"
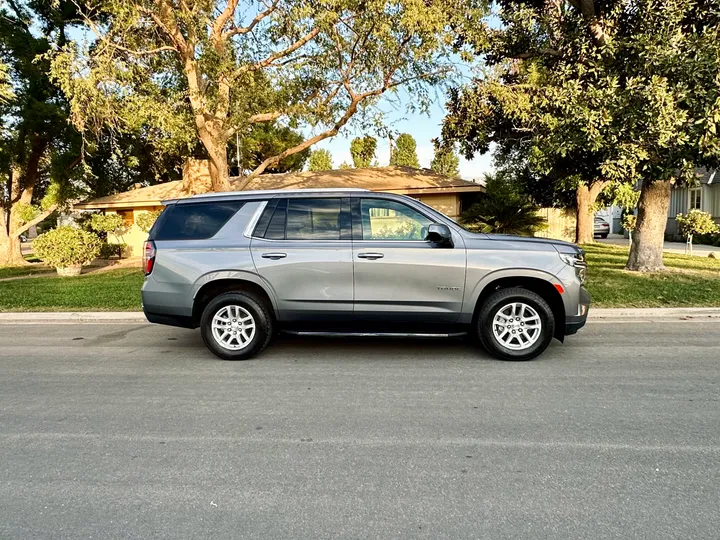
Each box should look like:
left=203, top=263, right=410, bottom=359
left=666, top=168, right=720, bottom=239
left=73, top=160, right=484, bottom=257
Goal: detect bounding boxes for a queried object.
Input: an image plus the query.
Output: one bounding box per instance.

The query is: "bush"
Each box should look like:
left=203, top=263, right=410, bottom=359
left=135, top=209, right=163, bottom=233
left=621, top=213, right=636, bottom=232
left=694, top=231, right=720, bottom=246
left=89, top=213, right=127, bottom=235
left=459, top=173, right=546, bottom=236
left=675, top=210, right=718, bottom=239
left=33, top=226, right=102, bottom=269
left=98, top=242, right=128, bottom=259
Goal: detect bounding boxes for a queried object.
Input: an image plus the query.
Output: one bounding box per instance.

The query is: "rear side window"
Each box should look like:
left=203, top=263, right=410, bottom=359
left=153, top=201, right=244, bottom=241
left=253, top=198, right=346, bottom=240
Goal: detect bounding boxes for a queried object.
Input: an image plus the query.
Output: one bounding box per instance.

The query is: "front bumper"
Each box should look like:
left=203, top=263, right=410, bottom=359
left=565, top=286, right=590, bottom=335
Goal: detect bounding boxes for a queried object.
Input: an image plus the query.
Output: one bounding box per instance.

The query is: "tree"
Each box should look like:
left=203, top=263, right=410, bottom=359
left=460, top=173, right=546, bottom=236
left=0, top=1, right=74, bottom=265
left=441, top=0, right=720, bottom=270
left=0, top=60, right=12, bottom=102
left=350, top=136, right=377, bottom=168
left=308, top=149, right=333, bottom=172
left=431, top=146, right=460, bottom=177
left=390, top=133, right=420, bottom=168
left=231, top=123, right=309, bottom=175
left=51, top=0, right=482, bottom=193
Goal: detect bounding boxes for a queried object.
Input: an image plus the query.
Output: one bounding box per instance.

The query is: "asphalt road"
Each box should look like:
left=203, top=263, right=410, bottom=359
left=1, top=320, right=719, bottom=539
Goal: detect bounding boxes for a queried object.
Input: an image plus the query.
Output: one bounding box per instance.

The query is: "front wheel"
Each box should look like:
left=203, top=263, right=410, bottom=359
left=476, top=288, right=555, bottom=361
left=200, top=292, right=273, bottom=360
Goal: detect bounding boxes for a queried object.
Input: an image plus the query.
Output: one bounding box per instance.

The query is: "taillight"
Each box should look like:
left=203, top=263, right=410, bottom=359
left=143, top=240, right=156, bottom=275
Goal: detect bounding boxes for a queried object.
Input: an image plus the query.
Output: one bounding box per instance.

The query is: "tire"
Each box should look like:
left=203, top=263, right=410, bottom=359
left=476, top=287, right=555, bottom=361
left=200, top=291, right=273, bottom=360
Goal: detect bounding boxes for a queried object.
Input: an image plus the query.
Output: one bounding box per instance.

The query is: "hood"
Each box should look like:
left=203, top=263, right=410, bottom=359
left=477, top=233, right=582, bottom=254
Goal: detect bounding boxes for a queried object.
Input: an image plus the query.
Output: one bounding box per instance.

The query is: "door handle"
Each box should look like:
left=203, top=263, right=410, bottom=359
left=357, top=252, right=384, bottom=260
left=261, top=252, right=287, bottom=260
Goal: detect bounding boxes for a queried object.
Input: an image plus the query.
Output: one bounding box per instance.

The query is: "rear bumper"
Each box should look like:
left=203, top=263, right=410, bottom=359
left=565, top=286, right=590, bottom=335
left=143, top=310, right=196, bottom=329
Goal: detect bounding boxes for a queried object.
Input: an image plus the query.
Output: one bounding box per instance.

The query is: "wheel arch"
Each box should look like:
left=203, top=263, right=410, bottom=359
left=471, top=273, right=566, bottom=341
left=192, top=273, right=277, bottom=327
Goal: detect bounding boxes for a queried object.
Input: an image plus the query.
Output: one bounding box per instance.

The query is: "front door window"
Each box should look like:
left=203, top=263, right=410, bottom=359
left=360, top=199, right=433, bottom=241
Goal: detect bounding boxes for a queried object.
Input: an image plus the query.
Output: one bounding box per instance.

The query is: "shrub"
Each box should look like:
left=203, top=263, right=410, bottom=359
left=98, top=242, right=128, bottom=259
left=89, top=213, right=127, bottom=235
left=675, top=210, right=718, bottom=240
left=33, top=226, right=102, bottom=269
left=460, top=173, right=546, bottom=236
left=135, top=210, right=163, bottom=233
left=621, top=213, right=636, bottom=232
left=694, top=232, right=720, bottom=247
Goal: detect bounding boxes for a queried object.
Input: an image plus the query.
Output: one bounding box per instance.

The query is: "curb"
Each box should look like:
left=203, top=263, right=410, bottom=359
left=589, top=308, right=720, bottom=320
left=0, top=312, right=148, bottom=324
left=0, top=308, right=719, bottom=324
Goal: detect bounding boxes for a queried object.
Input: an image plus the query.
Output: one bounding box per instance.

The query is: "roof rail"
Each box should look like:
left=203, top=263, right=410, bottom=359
left=188, top=187, right=369, bottom=199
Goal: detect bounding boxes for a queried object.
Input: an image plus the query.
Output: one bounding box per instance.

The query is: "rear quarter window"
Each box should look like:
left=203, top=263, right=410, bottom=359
left=153, top=201, right=244, bottom=241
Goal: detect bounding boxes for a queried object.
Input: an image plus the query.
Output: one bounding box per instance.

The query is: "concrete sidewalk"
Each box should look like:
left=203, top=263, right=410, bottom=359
left=1, top=308, right=719, bottom=324
left=599, top=234, right=717, bottom=257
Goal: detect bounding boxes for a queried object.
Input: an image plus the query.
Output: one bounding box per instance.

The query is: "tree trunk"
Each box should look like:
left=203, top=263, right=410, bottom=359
left=0, top=220, right=26, bottom=266
left=198, top=130, right=231, bottom=192
left=626, top=179, right=672, bottom=272
left=575, top=184, right=593, bottom=244
left=575, top=181, right=608, bottom=244
left=208, top=147, right=231, bottom=192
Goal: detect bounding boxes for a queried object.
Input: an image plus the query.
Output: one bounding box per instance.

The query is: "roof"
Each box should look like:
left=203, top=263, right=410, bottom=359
left=73, top=166, right=484, bottom=210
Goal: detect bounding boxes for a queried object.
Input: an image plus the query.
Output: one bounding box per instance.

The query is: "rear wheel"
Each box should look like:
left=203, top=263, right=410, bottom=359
left=476, top=288, right=555, bottom=361
left=200, top=292, right=273, bottom=360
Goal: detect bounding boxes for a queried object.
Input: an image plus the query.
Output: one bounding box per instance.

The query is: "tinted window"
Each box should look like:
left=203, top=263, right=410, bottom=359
left=265, top=200, right=287, bottom=240
left=286, top=199, right=342, bottom=240
left=360, top=199, right=433, bottom=240
left=154, top=201, right=244, bottom=241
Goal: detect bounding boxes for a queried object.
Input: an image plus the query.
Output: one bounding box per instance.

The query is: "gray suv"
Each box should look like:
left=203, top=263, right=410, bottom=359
left=141, top=188, right=589, bottom=361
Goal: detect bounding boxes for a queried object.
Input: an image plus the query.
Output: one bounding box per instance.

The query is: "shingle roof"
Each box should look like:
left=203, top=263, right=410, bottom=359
left=73, top=166, right=483, bottom=209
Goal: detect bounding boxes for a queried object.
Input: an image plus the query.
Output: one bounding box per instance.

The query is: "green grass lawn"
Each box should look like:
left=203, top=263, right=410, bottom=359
left=584, top=244, right=720, bottom=307
left=0, top=268, right=144, bottom=311
left=0, top=264, right=51, bottom=280
left=0, top=244, right=718, bottom=311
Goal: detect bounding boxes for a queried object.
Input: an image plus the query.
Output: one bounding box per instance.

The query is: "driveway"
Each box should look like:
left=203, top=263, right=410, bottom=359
left=1, top=321, right=719, bottom=539
left=599, top=234, right=717, bottom=256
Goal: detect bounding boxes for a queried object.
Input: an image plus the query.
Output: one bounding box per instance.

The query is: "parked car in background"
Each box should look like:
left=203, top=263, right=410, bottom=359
left=594, top=216, right=610, bottom=238
left=141, top=189, right=590, bottom=362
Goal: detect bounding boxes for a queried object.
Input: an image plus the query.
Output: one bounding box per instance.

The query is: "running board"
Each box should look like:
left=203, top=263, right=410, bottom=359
left=282, top=331, right=467, bottom=339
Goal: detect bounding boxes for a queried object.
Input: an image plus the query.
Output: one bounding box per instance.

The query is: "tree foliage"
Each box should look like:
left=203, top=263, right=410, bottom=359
left=442, top=0, right=720, bottom=268
left=431, top=146, right=460, bottom=177
left=308, top=149, right=333, bottom=171
left=135, top=210, right=163, bottom=233
left=51, top=0, right=485, bottom=191
left=460, top=173, right=546, bottom=236
left=350, top=136, right=377, bottom=168
left=390, top=133, right=420, bottom=168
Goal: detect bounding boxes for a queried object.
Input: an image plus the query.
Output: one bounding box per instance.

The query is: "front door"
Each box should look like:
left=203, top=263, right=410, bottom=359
left=250, top=197, right=354, bottom=322
left=352, top=197, right=466, bottom=323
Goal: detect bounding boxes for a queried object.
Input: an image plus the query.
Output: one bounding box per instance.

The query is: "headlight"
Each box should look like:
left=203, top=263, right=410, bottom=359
left=559, top=252, right=587, bottom=284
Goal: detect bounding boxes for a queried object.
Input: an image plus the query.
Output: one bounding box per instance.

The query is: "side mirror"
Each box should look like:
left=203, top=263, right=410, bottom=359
left=425, top=223, right=454, bottom=247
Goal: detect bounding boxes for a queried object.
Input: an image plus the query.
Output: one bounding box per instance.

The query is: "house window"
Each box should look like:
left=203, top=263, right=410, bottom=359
left=689, top=188, right=702, bottom=210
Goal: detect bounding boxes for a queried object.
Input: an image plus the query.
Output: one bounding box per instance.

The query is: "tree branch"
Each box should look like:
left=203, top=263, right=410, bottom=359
left=223, top=1, right=279, bottom=39
left=236, top=74, right=428, bottom=187
left=13, top=205, right=57, bottom=237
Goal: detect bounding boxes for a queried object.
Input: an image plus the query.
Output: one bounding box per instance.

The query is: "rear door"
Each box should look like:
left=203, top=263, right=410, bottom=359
left=351, top=196, right=466, bottom=323
left=250, top=197, right=354, bottom=322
